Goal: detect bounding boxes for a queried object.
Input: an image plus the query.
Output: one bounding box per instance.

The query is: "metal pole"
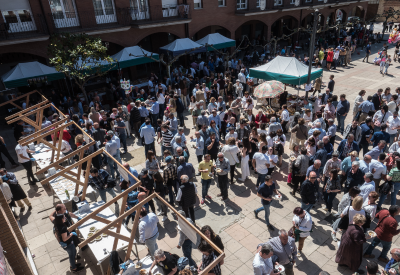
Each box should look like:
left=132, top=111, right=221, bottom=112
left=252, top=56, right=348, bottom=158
left=306, top=9, right=319, bottom=99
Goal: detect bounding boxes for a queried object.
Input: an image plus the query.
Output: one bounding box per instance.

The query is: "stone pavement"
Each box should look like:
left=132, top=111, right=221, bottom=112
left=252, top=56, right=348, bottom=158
left=3, top=36, right=400, bottom=275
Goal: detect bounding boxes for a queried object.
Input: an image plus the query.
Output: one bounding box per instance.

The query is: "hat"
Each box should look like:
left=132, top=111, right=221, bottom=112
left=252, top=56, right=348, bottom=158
left=332, top=151, right=339, bottom=157
left=165, top=156, right=172, bottom=163
left=141, top=168, right=148, bottom=175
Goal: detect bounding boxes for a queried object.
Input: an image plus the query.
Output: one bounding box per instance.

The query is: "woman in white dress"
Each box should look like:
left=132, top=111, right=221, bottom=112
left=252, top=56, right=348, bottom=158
left=238, top=136, right=251, bottom=181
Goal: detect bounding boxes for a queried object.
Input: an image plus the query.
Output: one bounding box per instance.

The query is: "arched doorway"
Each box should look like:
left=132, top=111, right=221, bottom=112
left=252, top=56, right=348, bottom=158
left=137, top=32, right=180, bottom=53
left=192, top=25, right=231, bottom=41
left=234, top=20, right=268, bottom=44
left=351, top=6, right=365, bottom=19
left=271, top=16, right=298, bottom=38
left=301, top=13, right=325, bottom=28
left=334, top=9, right=347, bottom=23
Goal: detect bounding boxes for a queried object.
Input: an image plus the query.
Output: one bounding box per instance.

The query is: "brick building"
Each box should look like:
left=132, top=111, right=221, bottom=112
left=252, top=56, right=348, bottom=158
left=0, top=0, right=371, bottom=85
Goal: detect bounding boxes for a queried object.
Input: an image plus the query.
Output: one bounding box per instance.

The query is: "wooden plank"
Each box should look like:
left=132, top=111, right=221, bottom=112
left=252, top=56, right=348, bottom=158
left=40, top=149, right=104, bottom=185
left=103, top=151, right=140, bottom=183
left=104, top=230, right=131, bottom=243
left=6, top=100, right=49, bottom=120
left=77, top=193, right=156, bottom=248
left=125, top=206, right=140, bottom=261
left=155, top=194, right=224, bottom=255
left=19, top=118, right=67, bottom=144
left=9, top=101, right=23, bottom=110
left=199, top=254, right=225, bottom=275
left=20, top=116, right=40, bottom=130
left=35, top=141, right=95, bottom=175
left=7, top=104, right=52, bottom=124
left=25, top=94, right=29, bottom=110
left=91, top=215, right=112, bottom=225
left=20, top=121, right=74, bottom=146
left=68, top=180, right=144, bottom=232
left=62, top=174, right=84, bottom=187
left=56, top=128, right=64, bottom=161
left=0, top=90, right=39, bottom=108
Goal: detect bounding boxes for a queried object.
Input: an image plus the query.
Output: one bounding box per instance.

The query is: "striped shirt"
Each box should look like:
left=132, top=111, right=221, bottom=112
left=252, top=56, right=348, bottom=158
left=162, top=130, right=174, bottom=148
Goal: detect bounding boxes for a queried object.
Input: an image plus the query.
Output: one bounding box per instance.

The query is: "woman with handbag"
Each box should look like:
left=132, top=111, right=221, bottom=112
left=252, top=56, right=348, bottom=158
left=292, top=207, right=312, bottom=258
left=331, top=186, right=361, bottom=241
left=221, top=137, right=240, bottom=184
left=335, top=214, right=372, bottom=274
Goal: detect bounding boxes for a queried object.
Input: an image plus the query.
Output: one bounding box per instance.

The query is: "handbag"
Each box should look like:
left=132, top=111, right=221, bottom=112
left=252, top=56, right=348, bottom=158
left=337, top=206, right=350, bottom=230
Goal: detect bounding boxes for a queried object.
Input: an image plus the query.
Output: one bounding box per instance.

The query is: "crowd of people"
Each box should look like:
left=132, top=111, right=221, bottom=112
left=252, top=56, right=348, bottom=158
left=2, top=25, right=400, bottom=274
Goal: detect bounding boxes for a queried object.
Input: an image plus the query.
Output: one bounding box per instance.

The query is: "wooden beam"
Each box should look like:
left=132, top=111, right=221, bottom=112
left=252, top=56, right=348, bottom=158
left=20, top=121, right=73, bottom=146
left=20, top=116, right=40, bottom=130
left=199, top=254, right=225, bottom=275
left=77, top=193, right=156, bottom=248
left=9, top=101, right=23, bottom=110
left=56, top=128, right=64, bottom=161
left=80, top=157, right=92, bottom=200
left=104, top=230, right=131, bottom=243
left=5, top=100, right=49, bottom=120
left=125, top=204, right=141, bottom=261
left=68, top=180, right=144, bottom=232
left=7, top=104, right=52, bottom=124
left=0, top=90, right=39, bottom=108
left=62, top=174, right=84, bottom=187
left=19, top=118, right=67, bottom=144
left=155, top=194, right=223, bottom=255
left=103, top=151, right=140, bottom=184
left=40, top=149, right=104, bottom=185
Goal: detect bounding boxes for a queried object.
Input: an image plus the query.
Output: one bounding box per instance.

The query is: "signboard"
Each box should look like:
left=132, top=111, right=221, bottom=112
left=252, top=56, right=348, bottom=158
left=336, top=9, right=343, bottom=22
left=118, top=166, right=130, bottom=183
left=260, top=0, right=266, bottom=10
left=120, top=79, right=131, bottom=95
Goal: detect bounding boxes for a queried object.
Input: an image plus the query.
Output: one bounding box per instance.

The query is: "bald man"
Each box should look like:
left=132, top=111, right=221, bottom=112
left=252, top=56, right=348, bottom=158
left=300, top=171, right=318, bottom=213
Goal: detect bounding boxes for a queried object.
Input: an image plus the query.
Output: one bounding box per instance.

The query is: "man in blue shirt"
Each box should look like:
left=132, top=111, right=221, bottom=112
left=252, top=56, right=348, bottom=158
left=177, top=156, right=195, bottom=182
left=385, top=248, right=400, bottom=272
left=336, top=94, right=350, bottom=135
left=254, top=175, right=281, bottom=231
left=366, top=140, right=386, bottom=160
left=323, top=136, right=334, bottom=159
left=363, top=42, right=372, bottom=62
left=308, top=122, right=326, bottom=141
left=359, top=118, right=375, bottom=156
left=140, top=119, right=156, bottom=157
left=104, top=135, right=120, bottom=179
left=208, top=109, right=221, bottom=129
left=371, top=124, right=390, bottom=148
left=337, top=134, right=360, bottom=160
left=149, top=97, right=159, bottom=128
left=168, top=113, right=179, bottom=136
left=358, top=96, right=375, bottom=123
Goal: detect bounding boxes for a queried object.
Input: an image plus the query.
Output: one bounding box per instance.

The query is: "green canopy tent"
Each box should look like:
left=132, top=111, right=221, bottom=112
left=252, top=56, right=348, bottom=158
left=77, top=58, right=118, bottom=74
left=1, top=61, right=65, bottom=89
left=249, top=56, right=323, bottom=85
left=111, top=46, right=159, bottom=69
left=196, top=33, right=236, bottom=51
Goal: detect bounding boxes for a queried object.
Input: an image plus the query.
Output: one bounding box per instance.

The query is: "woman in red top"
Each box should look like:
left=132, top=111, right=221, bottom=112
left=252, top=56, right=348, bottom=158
left=326, top=48, right=334, bottom=71
left=255, top=110, right=268, bottom=128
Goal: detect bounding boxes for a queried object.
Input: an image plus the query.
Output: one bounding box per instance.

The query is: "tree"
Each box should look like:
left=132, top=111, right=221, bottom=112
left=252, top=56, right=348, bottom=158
left=48, top=33, right=116, bottom=104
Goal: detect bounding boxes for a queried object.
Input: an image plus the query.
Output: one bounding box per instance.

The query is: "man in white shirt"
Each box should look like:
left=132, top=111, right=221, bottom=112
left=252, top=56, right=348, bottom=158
left=386, top=111, right=400, bottom=144
left=234, top=79, right=244, bottom=98
left=238, top=69, right=247, bottom=93
left=138, top=208, right=159, bottom=257
left=253, top=243, right=276, bottom=275
left=359, top=154, right=372, bottom=173
left=359, top=172, right=376, bottom=202
left=369, top=153, right=387, bottom=188
left=15, top=142, right=39, bottom=185
left=280, top=105, right=290, bottom=134
left=225, top=127, right=238, bottom=141
left=252, top=146, right=270, bottom=188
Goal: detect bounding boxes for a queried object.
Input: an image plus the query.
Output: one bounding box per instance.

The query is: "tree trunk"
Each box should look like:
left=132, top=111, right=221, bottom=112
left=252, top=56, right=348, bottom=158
left=76, top=81, right=89, bottom=105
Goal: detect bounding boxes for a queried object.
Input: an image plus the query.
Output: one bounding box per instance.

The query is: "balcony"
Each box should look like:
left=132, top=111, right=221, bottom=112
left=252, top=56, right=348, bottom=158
left=235, top=0, right=357, bottom=15
left=48, top=8, right=131, bottom=35
left=129, top=4, right=191, bottom=29
left=0, top=14, right=49, bottom=46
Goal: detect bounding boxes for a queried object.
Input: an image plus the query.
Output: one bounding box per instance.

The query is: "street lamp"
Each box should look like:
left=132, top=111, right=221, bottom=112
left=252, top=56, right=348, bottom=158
left=305, top=9, right=320, bottom=99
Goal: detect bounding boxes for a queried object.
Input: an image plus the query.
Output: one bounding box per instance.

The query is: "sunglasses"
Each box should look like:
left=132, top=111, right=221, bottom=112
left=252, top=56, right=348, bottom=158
left=218, top=156, right=224, bottom=159
left=310, top=177, right=317, bottom=179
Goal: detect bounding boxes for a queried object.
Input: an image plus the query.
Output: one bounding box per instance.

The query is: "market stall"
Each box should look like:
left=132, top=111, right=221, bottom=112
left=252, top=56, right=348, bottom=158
left=159, top=38, right=206, bottom=56
left=196, top=33, right=236, bottom=51
left=1, top=62, right=65, bottom=89
left=249, top=56, right=323, bottom=85
left=112, top=46, right=159, bottom=69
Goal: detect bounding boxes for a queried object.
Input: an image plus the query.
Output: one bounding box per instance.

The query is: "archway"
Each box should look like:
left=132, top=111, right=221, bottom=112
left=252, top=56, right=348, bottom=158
left=271, top=15, right=298, bottom=38
left=301, top=13, right=325, bottom=28
left=192, top=25, right=231, bottom=41
left=234, top=20, right=268, bottom=44
left=326, top=12, right=335, bottom=26
left=351, top=6, right=365, bottom=19
left=137, top=32, right=180, bottom=53
left=334, top=9, right=347, bottom=24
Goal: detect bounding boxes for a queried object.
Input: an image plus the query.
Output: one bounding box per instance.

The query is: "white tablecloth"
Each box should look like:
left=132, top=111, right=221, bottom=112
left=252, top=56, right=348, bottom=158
left=123, top=256, right=163, bottom=275
left=31, top=144, right=65, bottom=169
left=73, top=201, right=134, bottom=263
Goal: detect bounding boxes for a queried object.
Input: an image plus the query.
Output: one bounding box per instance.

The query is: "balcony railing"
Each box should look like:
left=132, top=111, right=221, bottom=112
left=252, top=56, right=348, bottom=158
left=0, top=14, right=48, bottom=42
left=128, top=4, right=191, bottom=26
left=48, top=8, right=130, bottom=33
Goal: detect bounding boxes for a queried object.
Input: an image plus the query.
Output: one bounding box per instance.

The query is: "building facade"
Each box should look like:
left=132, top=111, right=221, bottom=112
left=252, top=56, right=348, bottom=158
left=0, top=0, right=370, bottom=80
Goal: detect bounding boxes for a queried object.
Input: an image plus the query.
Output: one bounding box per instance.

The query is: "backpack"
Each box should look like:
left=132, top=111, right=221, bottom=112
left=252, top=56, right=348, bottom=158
left=177, top=256, right=189, bottom=270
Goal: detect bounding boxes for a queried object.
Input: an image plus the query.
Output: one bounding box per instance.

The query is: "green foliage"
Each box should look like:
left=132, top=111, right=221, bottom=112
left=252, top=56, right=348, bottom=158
left=48, top=32, right=115, bottom=85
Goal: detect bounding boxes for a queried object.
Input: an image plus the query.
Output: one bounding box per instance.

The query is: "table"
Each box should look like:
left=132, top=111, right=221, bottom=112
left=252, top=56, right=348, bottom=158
left=48, top=168, right=96, bottom=204
left=73, top=201, right=139, bottom=275
left=31, top=144, right=65, bottom=181
left=123, top=255, right=164, bottom=275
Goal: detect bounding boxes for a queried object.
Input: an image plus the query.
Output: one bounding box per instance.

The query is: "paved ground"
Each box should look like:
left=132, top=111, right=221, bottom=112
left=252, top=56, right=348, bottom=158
left=5, top=30, right=400, bottom=275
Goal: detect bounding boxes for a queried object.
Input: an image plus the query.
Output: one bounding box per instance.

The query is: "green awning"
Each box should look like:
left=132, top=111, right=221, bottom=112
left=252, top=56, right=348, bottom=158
left=2, top=61, right=65, bottom=88
left=196, top=33, right=236, bottom=51
left=111, top=46, right=159, bottom=69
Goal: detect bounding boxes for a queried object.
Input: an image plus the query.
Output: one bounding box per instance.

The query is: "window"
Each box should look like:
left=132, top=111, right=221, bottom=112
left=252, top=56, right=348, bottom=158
left=290, top=0, right=295, bottom=3
left=2, top=10, right=36, bottom=32
left=237, top=0, right=247, bottom=10
left=194, top=0, right=201, bottom=9
left=49, top=0, right=79, bottom=27
left=92, top=0, right=117, bottom=23
left=130, top=0, right=149, bottom=20
left=218, top=0, right=225, bottom=6
left=305, top=0, right=312, bottom=2
left=274, top=0, right=282, bottom=5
